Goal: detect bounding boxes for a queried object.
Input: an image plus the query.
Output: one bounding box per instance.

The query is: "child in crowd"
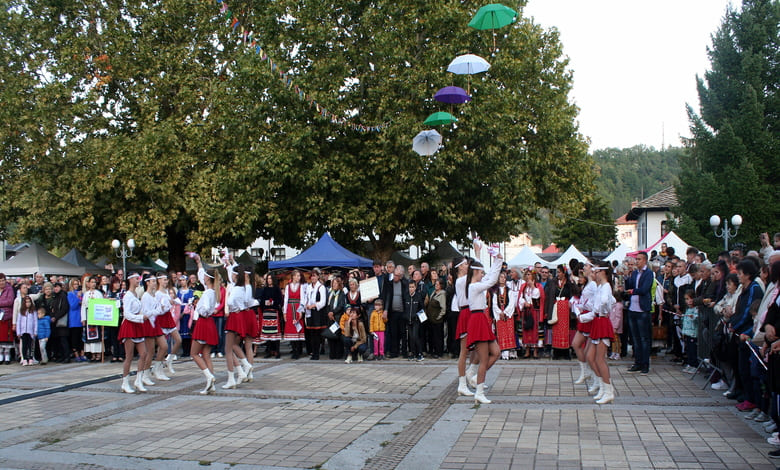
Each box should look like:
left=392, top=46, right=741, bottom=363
left=37, top=307, right=51, bottom=364
left=609, top=294, right=623, bottom=360
left=16, top=296, right=37, bottom=365
left=681, top=290, right=699, bottom=374
left=370, top=299, right=386, bottom=360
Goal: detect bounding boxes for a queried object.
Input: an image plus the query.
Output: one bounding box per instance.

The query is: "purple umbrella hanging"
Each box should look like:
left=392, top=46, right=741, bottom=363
left=434, top=86, right=471, bottom=104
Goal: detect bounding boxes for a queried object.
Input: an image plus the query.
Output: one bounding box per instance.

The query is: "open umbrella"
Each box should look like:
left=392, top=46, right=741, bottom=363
left=447, top=54, right=491, bottom=93
left=424, top=112, right=458, bottom=126
left=412, top=130, right=442, bottom=156
left=434, top=86, right=471, bottom=104
left=468, top=3, right=517, bottom=51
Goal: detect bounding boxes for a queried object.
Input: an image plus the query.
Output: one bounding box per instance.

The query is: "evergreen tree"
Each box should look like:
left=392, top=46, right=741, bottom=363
left=553, top=196, right=616, bottom=257
left=676, top=0, right=780, bottom=256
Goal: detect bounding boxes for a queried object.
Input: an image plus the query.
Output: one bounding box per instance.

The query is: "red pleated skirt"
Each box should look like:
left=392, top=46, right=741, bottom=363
left=243, top=309, right=258, bottom=338
left=225, top=310, right=247, bottom=337
left=589, top=316, right=614, bottom=340
left=156, top=311, right=177, bottom=329
left=466, top=309, right=495, bottom=349
left=118, top=319, right=145, bottom=340
left=455, top=307, right=471, bottom=339
left=142, top=318, right=163, bottom=337
left=192, top=316, right=218, bottom=346
left=576, top=312, right=593, bottom=335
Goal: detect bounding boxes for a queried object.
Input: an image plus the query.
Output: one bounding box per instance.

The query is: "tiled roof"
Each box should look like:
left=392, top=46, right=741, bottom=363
left=634, top=186, right=678, bottom=209
left=626, top=187, right=678, bottom=221
left=615, top=213, right=636, bottom=225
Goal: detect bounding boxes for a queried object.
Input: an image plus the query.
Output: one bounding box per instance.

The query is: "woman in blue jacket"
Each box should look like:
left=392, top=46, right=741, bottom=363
left=67, top=278, right=85, bottom=362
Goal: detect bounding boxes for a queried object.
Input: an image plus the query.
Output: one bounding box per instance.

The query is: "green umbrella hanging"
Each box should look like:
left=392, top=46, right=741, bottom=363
left=468, top=3, right=517, bottom=51
left=424, top=111, right=458, bottom=126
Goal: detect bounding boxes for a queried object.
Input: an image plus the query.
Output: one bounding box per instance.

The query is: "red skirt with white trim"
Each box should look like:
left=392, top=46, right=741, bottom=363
left=576, top=312, right=593, bottom=335
left=142, top=318, right=163, bottom=337
left=156, top=311, right=177, bottom=329
left=455, top=307, right=471, bottom=339
left=243, top=309, right=259, bottom=338
left=118, top=319, right=145, bottom=340
left=192, top=316, right=218, bottom=346
left=466, top=309, right=495, bottom=349
left=225, top=311, right=248, bottom=337
left=589, top=316, right=614, bottom=340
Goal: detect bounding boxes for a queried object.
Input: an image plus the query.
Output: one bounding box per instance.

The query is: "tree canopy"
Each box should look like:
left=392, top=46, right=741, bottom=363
left=675, top=0, right=779, bottom=255
left=0, top=0, right=594, bottom=268
left=553, top=195, right=616, bottom=256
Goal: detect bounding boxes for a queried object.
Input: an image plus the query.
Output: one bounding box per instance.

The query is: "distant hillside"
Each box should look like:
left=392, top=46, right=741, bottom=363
left=593, top=145, right=683, bottom=218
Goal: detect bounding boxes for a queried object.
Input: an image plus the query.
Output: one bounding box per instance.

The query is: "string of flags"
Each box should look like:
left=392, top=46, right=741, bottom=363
left=215, top=0, right=390, bottom=133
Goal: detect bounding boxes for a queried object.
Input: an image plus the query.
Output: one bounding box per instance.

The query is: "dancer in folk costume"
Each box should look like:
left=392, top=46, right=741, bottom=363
left=282, top=270, right=306, bottom=359
left=259, top=273, right=283, bottom=359
left=588, top=262, right=617, bottom=404
left=453, top=256, right=479, bottom=397
left=492, top=271, right=517, bottom=360
left=549, top=265, right=574, bottom=357
left=466, top=254, right=504, bottom=404
left=155, top=273, right=182, bottom=375
left=572, top=262, right=598, bottom=387
left=193, top=260, right=221, bottom=395
left=118, top=273, right=150, bottom=393
left=519, top=269, right=544, bottom=358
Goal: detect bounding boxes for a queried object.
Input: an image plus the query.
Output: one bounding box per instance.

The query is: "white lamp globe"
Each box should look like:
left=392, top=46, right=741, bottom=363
left=127, top=239, right=136, bottom=249
left=111, top=239, right=121, bottom=249
left=709, top=215, right=721, bottom=228
left=731, top=215, right=742, bottom=228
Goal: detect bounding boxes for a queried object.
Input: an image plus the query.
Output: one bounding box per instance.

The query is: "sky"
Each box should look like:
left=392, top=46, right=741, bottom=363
left=522, top=0, right=741, bottom=150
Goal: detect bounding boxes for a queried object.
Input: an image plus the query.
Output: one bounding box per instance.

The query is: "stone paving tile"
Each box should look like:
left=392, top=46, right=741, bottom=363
left=0, top=391, right=117, bottom=432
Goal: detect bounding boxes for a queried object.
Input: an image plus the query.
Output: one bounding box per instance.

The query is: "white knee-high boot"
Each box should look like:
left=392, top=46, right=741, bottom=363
left=574, top=362, right=590, bottom=384
left=134, top=372, right=148, bottom=392
left=588, top=376, right=602, bottom=395
left=121, top=375, right=136, bottom=394
left=596, top=383, right=614, bottom=404
left=200, top=369, right=216, bottom=395
left=222, top=370, right=237, bottom=389
left=457, top=376, right=474, bottom=396
left=474, top=383, right=491, bottom=404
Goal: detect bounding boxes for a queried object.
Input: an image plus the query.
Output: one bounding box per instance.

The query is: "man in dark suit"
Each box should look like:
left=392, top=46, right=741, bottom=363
left=625, top=252, right=655, bottom=374
left=383, top=265, right=410, bottom=358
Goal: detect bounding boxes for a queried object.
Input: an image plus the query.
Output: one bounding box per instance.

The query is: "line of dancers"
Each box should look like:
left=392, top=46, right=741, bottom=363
left=454, top=255, right=617, bottom=405
left=118, top=257, right=256, bottom=394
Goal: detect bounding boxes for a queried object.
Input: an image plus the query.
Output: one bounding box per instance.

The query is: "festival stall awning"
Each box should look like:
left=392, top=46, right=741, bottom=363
left=0, top=242, right=86, bottom=276
left=628, top=231, right=691, bottom=257
left=61, top=248, right=111, bottom=275
left=507, top=246, right=548, bottom=269
left=269, top=233, right=373, bottom=270
left=550, top=244, right=589, bottom=267
left=604, top=244, right=630, bottom=264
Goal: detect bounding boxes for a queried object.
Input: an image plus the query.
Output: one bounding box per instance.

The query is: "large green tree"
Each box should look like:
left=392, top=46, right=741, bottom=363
left=0, top=0, right=594, bottom=267
left=676, top=0, right=779, bottom=255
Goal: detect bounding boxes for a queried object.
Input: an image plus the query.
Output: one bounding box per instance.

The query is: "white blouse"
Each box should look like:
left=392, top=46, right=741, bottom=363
left=195, top=289, right=216, bottom=319
left=467, top=261, right=502, bottom=311
left=593, top=282, right=616, bottom=317
left=123, top=292, right=144, bottom=323
left=492, top=286, right=517, bottom=320
left=80, top=289, right=104, bottom=323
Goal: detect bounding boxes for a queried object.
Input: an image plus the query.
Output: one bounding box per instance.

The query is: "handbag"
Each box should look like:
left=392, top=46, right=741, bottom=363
left=321, top=323, right=340, bottom=340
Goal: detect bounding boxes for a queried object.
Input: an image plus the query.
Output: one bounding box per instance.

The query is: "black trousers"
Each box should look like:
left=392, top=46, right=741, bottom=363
left=387, top=310, right=404, bottom=356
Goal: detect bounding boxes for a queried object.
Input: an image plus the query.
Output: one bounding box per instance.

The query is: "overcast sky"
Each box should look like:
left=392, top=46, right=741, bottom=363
left=522, top=0, right=741, bottom=150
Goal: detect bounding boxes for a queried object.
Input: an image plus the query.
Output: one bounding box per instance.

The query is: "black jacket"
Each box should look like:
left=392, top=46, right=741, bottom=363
left=383, top=276, right=410, bottom=313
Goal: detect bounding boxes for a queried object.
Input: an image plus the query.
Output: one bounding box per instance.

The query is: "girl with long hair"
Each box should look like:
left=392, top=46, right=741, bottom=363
left=453, top=256, right=478, bottom=397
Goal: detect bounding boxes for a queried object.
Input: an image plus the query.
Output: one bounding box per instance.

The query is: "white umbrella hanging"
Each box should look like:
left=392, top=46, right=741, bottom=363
left=412, top=130, right=442, bottom=156
left=447, top=54, right=491, bottom=93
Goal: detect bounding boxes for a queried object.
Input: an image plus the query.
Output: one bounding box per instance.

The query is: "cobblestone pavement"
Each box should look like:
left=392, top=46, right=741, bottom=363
left=0, top=355, right=776, bottom=469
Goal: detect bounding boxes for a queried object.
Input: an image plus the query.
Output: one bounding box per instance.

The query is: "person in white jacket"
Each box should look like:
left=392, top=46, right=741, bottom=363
left=192, top=259, right=221, bottom=395
left=117, top=273, right=150, bottom=393
left=465, top=254, right=503, bottom=404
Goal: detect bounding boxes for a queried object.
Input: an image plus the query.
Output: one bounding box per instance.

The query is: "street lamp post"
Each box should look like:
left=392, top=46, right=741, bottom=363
left=111, top=238, right=136, bottom=277
left=709, top=215, right=742, bottom=251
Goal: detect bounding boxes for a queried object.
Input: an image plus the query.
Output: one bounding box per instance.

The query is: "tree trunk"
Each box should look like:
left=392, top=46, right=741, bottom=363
left=166, top=226, right=188, bottom=273
left=370, top=232, right=396, bottom=263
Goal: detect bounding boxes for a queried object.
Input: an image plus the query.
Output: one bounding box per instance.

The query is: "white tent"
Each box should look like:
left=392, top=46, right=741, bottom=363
left=604, top=244, right=630, bottom=264
left=630, top=231, right=691, bottom=257
left=0, top=242, right=86, bottom=276
left=551, top=244, right=589, bottom=267
left=507, top=246, right=548, bottom=269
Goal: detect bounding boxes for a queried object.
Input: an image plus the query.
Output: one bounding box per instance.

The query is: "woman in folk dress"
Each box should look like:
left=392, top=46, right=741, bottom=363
left=549, top=265, right=573, bottom=358
left=282, top=270, right=306, bottom=359
left=519, top=269, right=544, bottom=358
left=259, top=273, right=283, bottom=359
left=80, top=276, right=104, bottom=362
left=492, top=272, right=517, bottom=360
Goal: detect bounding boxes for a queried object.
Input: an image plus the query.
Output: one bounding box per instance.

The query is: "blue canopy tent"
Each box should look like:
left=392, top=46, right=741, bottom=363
left=269, top=233, right=373, bottom=270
